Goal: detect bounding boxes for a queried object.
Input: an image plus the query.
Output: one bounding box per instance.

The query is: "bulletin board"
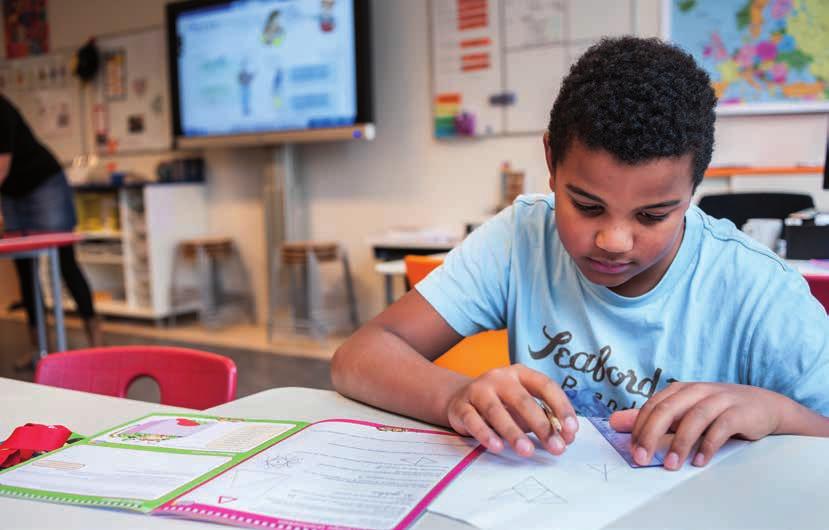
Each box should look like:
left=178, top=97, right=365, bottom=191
left=93, top=27, right=172, bottom=154
left=430, top=0, right=638, bottom=138
left=0, top=49, right=85, bottom=162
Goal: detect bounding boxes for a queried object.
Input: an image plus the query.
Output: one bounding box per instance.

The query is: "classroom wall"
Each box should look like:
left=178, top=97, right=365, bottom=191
left=1, top=0, right=827, bottom=324
left=300, top=0, right=829, bottom=319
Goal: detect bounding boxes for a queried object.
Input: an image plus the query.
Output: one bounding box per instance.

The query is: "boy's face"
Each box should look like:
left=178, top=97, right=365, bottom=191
left=545, top=135, right=694, bottom=297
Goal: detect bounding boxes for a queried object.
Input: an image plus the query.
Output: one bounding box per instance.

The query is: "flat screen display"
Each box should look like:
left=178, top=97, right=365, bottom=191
left=167, top=0, right=372, bottom=144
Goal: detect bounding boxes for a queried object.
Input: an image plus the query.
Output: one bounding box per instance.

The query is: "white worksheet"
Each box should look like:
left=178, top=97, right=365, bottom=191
left=165, top=420, right=480, bottom=530
left=430, top=417, right=747, bottom=530
left=0, top=444, right=229, bottom=501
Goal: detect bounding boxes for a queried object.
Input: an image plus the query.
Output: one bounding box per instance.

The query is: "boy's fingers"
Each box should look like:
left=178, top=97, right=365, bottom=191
left=501, top=385, right=565, bottom=455
left=632, top=388, right=707, bottom=465
left=609, top=409, right=638, bottom=433
left=664, top=394, right=731, bottom=470
left=693, top=409, right=739, bottom=468
left=631, top=382, right=686, bottom=445
left=455, top=404, right=503, bottom=453
left=472, top=391, right=534, bottom=457
left=516, top=366, right=578, bottom=443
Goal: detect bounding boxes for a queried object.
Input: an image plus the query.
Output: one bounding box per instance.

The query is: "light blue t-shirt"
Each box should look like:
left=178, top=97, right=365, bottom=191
left=417, top=194, right=829, bottom=415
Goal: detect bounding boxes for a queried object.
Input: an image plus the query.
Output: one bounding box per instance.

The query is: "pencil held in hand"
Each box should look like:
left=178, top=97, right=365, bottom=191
left=540, top=401, right=562, bottom=433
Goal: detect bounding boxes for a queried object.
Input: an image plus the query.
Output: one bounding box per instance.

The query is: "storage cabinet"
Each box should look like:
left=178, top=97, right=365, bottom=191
left=42, top=183, right=208, bottom=320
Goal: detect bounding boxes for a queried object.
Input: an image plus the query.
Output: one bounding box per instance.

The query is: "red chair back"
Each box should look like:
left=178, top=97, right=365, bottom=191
left=35, top=346, right=237, bottom=409
left=805, top=275, right=829, bottom=313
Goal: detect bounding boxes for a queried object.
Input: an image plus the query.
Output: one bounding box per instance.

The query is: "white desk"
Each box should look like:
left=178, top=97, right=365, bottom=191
left=790, top=259, right=829, bottom=277
left=3, top=379, right=829, bottom=529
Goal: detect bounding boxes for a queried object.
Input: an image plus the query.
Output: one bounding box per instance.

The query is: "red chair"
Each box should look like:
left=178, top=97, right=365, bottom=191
left=805, top=275, right=829, bottom=312
left=35, top=346, right=237, bottom=409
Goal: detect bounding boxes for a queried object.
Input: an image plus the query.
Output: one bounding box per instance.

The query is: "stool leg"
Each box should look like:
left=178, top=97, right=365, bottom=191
left=341, top=251, right=359, bottom=329
left=197, top=246, right=215, bottom=326
left=268, top=247, right=277, bottom=341
left=232, top=243, right=256, bottom=324
left=306, top=251, right=325, bottom=337
left=169, top=245, right=180, bottom=327
left=289, top=263, right=304, bottom=326
left=210, top=252, right=223, bottom=308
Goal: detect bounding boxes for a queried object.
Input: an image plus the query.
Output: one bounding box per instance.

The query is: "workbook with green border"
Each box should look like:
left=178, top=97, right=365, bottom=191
left=0, top=413, right=483, bottom=530
left=0, top=412, right=306, bottom=512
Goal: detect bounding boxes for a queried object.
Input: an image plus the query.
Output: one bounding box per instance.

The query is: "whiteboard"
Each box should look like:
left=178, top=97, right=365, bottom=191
left=430, top=0, right=638, bottom=137
left=93, top=27, right=172, bottom=153
left=0, top=50, right=85, bottom=163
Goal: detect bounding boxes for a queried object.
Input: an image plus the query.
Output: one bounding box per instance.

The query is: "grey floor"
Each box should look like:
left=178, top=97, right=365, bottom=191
left=0, top=319, right=333, bottom=404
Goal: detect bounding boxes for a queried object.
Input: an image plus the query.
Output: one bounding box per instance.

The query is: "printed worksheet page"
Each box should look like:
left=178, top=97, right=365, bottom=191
left=0, top=444, right=228, bottom=501
left=160, top=419, right=482, bottom=530
left=92, top=414, right=299, bottom=453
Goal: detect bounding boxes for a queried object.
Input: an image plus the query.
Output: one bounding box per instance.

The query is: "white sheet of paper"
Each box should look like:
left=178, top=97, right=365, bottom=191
left=171, top=421, right=478, bottom=530
left=429, top=417, right=747, bottom=530
left=93, top=415, right=296, bottom=453
left=0, top=444, right=229, bottom=501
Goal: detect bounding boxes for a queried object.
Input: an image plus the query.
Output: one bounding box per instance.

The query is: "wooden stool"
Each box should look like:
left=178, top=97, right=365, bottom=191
left=272, top=241, right=358, bottom=338
left=170, top=237, right=255, bottom=328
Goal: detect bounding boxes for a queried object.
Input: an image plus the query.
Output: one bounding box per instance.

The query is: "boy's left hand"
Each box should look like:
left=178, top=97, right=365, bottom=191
left=608, top=382, right=786, bottom=470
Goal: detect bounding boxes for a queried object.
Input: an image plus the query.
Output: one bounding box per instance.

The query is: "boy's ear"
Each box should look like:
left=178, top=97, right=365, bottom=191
left=543, top=132, right=556, bottom=187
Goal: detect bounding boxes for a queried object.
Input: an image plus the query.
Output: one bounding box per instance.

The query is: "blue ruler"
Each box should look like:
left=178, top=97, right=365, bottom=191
left=586, top=415, right=664, bottom=468
left=563, top=390, right=664, bottom=469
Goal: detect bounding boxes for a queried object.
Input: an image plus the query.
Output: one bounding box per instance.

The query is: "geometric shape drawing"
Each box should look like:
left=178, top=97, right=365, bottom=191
left=217, top=496, right=237, bottom=504
left=400, top=457, right=439, bottom=466
left=489, top=476, right=567, bottom=504
left=586, top=463, right=624, bottom=482
left=265, top=454, right=302, bottom=469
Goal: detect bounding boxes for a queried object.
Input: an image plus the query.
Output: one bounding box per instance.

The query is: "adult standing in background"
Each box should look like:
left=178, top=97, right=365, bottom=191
left=0, top=94, right=101, bottom=368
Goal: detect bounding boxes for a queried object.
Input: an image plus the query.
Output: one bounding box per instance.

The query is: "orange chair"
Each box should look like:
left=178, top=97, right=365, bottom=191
left=404, top=255, right=509, bottom=378
left=35, top=346, right=237, bottom=409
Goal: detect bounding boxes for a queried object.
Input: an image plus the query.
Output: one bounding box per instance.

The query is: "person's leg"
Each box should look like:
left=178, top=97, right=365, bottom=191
left=58, top=244, right=101, bottom=346
left=11, top=257, right=40, bottom=368
left=23, top=171, right=102, bottom=346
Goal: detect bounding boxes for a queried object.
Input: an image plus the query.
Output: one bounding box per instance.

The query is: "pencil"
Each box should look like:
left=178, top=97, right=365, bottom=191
left=540, top=401, right=562, bottom=433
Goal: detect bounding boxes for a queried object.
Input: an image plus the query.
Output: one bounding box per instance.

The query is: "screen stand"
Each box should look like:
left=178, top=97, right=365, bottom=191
left=265, top=144, right=309, bottom=340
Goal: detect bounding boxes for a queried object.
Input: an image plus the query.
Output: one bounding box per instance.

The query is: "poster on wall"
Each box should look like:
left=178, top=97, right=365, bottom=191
left=3, top=0, right=49, bottom=59
left=94, top=27, right=172, bottom=154
left=0, top=50, right=84, bottom=162
left=663, top=0, right=829, bottom=115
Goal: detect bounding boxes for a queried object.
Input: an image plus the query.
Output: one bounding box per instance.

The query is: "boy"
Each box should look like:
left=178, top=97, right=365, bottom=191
left=331, top=37, right=829, bottom=471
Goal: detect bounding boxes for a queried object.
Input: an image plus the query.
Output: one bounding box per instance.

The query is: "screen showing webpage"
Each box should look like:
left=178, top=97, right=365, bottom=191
left=176, top=0, right=357, bottom=137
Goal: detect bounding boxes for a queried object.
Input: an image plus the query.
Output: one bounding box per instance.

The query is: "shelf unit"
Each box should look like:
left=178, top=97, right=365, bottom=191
left=42, top=183, right=208, bottom=321
left=704, top=165, right=824, bottom=179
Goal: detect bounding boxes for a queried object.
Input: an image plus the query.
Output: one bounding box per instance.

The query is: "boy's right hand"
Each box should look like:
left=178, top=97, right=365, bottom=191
left=445, top=364, right=578, bottom=457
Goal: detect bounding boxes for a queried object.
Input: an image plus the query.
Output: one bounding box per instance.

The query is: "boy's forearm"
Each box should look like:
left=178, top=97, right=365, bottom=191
left=331, top=323, right=470, bottom=427
left=774, top=394, right=829, bottom=437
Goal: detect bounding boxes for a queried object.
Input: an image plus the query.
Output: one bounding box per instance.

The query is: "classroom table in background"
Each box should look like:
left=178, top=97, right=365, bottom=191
left=2, top=377, right=828, bottom=530
left=789, top=259, right=829, bottom=277
left=370, top=236, right=455, bottom=306
left=0, top=232, right=81, bottom=358
left=373, top=253, right=448, bottom=306
left=375, top=256, right=829, bottom=307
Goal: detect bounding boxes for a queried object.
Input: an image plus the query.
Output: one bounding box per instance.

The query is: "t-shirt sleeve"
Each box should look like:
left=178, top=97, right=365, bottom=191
left=0, top=97, right=16, bottom=154
left=745, top=268, right=829, bottom=416
left=415, top=205, right=514, bottom=337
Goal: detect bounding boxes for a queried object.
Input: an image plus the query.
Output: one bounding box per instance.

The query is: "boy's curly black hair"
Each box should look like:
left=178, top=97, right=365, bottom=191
left=547, top=36, right=716, bottom=190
